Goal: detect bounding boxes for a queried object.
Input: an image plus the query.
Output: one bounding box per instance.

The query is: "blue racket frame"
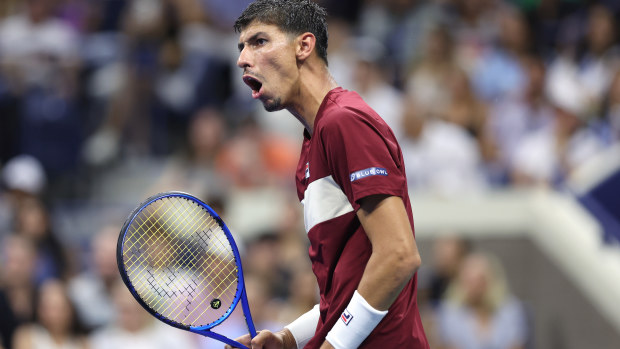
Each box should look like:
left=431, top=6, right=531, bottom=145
left=117, top=191, right=257, bottom=349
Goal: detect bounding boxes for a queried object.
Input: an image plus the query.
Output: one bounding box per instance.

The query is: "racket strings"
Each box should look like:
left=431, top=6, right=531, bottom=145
left=126, top=199, right=206, bottom=315
left=128, top=200, right=237, bottom=324
left=125, top=199, right=206, bottom=299
left=121, top=196, right=241, bottom=327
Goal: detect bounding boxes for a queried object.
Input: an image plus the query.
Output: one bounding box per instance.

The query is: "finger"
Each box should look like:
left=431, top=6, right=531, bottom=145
left=250, top=330, right=275, bottom=348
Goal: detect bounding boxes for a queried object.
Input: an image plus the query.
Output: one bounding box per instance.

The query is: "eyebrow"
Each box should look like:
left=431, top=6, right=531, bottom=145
left=238, top=32, right=267, bottom=52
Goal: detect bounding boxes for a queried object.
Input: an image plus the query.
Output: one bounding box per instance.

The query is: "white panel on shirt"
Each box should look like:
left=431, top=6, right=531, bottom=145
left=301, top=175, right=354, bottom=232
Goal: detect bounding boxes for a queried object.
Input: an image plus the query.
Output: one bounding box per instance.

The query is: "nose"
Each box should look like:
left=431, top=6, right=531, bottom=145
left=237, top=47, right=251, bottom=69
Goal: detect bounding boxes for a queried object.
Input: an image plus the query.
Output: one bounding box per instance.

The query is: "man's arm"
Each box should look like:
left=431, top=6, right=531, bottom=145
left=227, top=194, right=420, bottom=349
left=322, top=194, right=422, bottom=349
left=356, top=194, right=422, bottom=309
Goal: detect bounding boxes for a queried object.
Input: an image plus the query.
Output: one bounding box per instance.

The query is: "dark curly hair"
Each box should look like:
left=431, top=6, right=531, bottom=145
left=234, top=0, right=329, bottom=65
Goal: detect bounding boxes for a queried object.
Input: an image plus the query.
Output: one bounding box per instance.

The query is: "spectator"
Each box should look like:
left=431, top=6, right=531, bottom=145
left=426, top=235, right=472, bottom=307
left=12, top=278, right=89, bottom=349
left=439, top=68, right=495, bottom=166
left=487, top=55, right=555, bottom=183
left=0, top=235, right=38, bottom=349
left=470, top=6, right=531, bottom=102
left=523, top=0, right=583, bottom=60
left=0, top=288, right=17, bottom=349
left=82, top=0, right=232, bottom=165
left=417, top=235, right=471, bottom=349
left=400, top=97, right=487, bottom=194
left=89, top=280, right=197, bottom=349
left=605, top=70, right=620, bottom=143
left=575, top=4, right=618, bottom=116
left=451, top=0, right=503, bottom=75
left=572, top=5, right=620, bottom=116
left=544, top=4, right=618, bottom=122
left=242, top=232, right=290, bottom=300
left=2, top=155, right=47, bottom=199
left=510, top=63, right=606, bottom=186
left=244, top=273, right=284, bottom=332
left=149, top=107, right=230, bottom=196
left=348, top=37, right=405, bottom=140
left=14, top=197, right=70, bottom=282
left=275, top=265, right=318, bottom=325
left=215, top=117, right=299, bottom=188
left=68, top=225, right=120, bottom=331
left=357, top=0, right=449, bottom=79
left=0, top=0, right=80, bottom=92
left=436, top=252, right=529, bottom=349
left=406, top=25, right=461, bottom=120
left=1, top=154, right=47, bottom=236
left=0, top=0, right=83, bottom=179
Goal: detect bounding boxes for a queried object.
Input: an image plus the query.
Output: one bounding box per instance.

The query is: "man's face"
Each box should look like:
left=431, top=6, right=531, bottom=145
left=237, top=22, right=299, bottom=111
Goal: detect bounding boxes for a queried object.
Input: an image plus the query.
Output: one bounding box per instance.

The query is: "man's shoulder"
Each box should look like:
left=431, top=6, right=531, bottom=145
left=318, top=88, right=381, bottom=132
left=322, top=88, right=371, bottom=113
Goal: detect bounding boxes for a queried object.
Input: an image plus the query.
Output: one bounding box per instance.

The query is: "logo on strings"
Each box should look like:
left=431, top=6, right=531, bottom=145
left=211, top=299, right=222, bottom=309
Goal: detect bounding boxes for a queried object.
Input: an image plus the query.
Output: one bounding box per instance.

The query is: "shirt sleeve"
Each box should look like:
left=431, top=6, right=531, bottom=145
left=319, top=109, right=406, bottom=211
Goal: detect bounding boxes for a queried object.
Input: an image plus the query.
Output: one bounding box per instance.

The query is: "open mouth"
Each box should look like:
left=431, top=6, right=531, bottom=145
left=243, top=75, right=263, bottom=99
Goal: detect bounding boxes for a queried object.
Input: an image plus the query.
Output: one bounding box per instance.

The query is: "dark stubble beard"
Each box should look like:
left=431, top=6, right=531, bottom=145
left=263, top=97, right=283, bottom=112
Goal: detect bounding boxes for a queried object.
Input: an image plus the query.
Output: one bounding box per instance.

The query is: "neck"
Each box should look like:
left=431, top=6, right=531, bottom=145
left=286, top=62, right=338, bottom=136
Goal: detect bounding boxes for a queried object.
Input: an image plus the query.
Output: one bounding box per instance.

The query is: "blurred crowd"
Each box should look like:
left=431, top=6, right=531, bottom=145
left=0, top=0, right=619, bottom=348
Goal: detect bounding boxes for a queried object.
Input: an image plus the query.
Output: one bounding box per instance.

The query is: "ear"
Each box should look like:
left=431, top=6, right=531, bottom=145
left=295, top=32, right=316, bottom=62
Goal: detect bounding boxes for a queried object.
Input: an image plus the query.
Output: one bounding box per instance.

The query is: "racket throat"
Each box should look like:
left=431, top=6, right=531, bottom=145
left=192, top=329, right=251, bottom=349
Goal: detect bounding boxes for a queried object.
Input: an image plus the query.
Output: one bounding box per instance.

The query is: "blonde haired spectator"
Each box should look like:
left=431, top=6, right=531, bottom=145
left=406, top=25, right=461, bottom=120
left=436, top=252, right=528, bottom=349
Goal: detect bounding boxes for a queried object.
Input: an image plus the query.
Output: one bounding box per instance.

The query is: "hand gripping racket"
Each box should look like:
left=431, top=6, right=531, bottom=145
left=117, top=191, right=257, bottom=348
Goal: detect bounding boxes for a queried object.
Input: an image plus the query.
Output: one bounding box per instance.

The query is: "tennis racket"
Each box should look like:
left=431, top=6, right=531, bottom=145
left=116, top=191, right=257, bottom=348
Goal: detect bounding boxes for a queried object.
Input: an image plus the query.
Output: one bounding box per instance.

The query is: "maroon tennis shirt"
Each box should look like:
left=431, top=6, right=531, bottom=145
left=295, top=87, right=429, bottom=348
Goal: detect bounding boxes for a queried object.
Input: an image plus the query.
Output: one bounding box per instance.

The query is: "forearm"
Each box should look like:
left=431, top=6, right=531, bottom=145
left=356, top=196, right=421, bottom=310
left=323, top=252, right=418, bottom=349
left=357, top=246, right=420, bottom=310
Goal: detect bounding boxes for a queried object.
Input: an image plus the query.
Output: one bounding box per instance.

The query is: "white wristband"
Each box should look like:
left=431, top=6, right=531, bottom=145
left=284, top=304, right=320, bottom=349
left=325, top=290, right=387, bottom=349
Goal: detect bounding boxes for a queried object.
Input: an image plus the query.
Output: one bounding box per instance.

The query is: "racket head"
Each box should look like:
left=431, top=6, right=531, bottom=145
left=116, top=191, right=247, bottom=332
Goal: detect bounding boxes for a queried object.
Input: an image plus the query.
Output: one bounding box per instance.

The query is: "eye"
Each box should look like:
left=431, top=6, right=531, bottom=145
left=256, top=38, right=267, bottom=46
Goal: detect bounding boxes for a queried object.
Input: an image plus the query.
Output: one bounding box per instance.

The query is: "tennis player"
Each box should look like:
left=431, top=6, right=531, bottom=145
left=229, top=1, right=429, bottom=348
